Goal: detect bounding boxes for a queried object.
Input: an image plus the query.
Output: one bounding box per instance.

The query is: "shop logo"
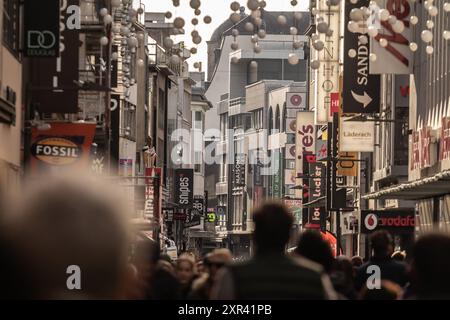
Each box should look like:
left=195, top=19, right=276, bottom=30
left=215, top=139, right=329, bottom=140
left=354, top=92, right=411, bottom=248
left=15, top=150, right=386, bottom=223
left=290, top=94, right=302, bottom=107
left=27, top=30, right=57, bottom=49
left=31, top=137, right=81, bottom=165
left=364, top=213, right=378, bottom=231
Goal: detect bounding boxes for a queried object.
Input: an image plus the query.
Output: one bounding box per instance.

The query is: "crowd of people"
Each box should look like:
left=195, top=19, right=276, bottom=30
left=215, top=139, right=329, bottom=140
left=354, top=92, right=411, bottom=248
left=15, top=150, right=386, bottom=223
left=1, top=176, right=450, bottom=300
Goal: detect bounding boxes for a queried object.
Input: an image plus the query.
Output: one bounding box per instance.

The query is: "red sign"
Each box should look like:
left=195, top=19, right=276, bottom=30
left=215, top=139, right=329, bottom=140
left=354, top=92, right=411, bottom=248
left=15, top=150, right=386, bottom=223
left=330, top=92, right=340, bottom=115
left=410, top=131, right=420, bottom=171
left=420, top=126, right=431, bottom=168
left=30, top=122, right=96, bottom=174
left=440, top=117, right=450, bottom=162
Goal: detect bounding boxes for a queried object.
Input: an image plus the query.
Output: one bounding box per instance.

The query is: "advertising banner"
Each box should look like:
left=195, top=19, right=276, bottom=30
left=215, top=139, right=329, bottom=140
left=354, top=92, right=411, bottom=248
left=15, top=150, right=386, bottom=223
left=233, top=154, right=246, bottom=187
left=174, top=169, right=194, bottom=209
left=343, top=0, right=381, bottom=114
left=308, top=162, right=326, bottom=231
left=361, top=209, right=416, bottom=234
left=340, top=120, right=375, bottom=152
left=313, top=0, right=341, bottom=124
left=24, top=0, right=60, bottom=57
left=295, top=111, right=316, bottom=199
left=30, top=122, right=96, bottom=174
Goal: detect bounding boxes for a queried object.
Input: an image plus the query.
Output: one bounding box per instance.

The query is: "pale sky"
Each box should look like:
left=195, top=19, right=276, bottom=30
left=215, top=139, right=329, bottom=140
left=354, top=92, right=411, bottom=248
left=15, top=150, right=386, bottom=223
left=143, top=0, right=309, bottom=72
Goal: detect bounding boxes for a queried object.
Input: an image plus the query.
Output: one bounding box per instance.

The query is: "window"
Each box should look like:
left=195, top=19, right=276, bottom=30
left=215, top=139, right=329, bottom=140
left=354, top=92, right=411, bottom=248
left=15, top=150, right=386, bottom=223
left=194, top=111, right=203, bottom=130
left=3, top=0, right=20, bottom=54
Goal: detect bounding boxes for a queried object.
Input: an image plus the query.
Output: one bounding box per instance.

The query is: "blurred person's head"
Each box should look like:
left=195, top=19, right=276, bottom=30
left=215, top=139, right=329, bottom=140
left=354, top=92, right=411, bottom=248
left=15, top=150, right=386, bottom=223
left=370, top=230, right=394, bottom=258
left=205, top=248, right=232, bottom=279
left=132, top=239, right=160, bottom=280
left=6, top=175, right=131, bottom=299
left=196, top=260, right=205, bottom=275
left=360, top=280, right=403, bottom=300
left=351, top=256, right=364, bottom=268
left=411, top=233, right=450, bottom=298
left=295, top=230, right=334, bottom=273
left=176, top=253, right=196, bottom=285
left=391, top=250, right=406, bottom=262
left=252, top=202, right=293, bottom=254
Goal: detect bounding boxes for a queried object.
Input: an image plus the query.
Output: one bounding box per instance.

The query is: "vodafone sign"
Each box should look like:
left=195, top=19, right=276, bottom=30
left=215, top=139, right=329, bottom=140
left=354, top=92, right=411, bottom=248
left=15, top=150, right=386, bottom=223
left=361, top=209, right=415, bottom=234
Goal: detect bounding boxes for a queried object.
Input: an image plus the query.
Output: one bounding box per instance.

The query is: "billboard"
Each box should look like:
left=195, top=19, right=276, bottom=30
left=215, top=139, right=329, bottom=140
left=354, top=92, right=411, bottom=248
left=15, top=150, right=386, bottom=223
left=340, top=120, right=375, bottom=152
left=30, top=122, right=96, bottom=174
left=361, top=209, right=416, bottom=234
left=313, top=0, right=341, bottom=124
left=174, top=169, right=194, bottom=209
left=343, top=0, right=381, bottom=114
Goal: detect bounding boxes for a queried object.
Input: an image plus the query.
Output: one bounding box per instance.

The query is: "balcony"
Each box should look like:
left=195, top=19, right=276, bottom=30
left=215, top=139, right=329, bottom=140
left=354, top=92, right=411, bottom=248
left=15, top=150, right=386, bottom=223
left=229, top=97, right=246, bottom=116
left=148, top=44, right=188, bottom=77
left=218, top=99, right=229, bottom=115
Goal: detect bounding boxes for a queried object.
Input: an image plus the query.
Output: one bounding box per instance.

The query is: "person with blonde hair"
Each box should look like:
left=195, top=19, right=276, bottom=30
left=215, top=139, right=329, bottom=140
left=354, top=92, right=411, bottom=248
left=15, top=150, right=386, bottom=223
left=176, top=253, right=197, bottom=299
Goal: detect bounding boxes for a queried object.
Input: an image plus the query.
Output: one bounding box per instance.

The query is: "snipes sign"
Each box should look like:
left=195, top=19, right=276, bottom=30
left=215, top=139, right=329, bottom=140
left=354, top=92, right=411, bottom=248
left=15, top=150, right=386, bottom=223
left=30, top=122, right=96, bottom=174
left=361, top=209, right=415, bottom=234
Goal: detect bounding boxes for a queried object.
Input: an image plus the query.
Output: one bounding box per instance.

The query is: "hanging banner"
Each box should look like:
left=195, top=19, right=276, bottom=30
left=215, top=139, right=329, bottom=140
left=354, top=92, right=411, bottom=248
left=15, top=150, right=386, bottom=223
left=233, top=154, right=246, bottom=187
left=308, top=162, right=326, bottom=231
left=337, top=152, right=359, bottom=177
left=343, top=0, right=381, bottom=114
left=30, top=122, right=96, bottom=174
left=313, top=0, right=341, bottom=124
left=340, top=120, right=375, bottom=152
left=369, top=0, right=413, bottom=74
left=174, top=169, right=194, bottom=209
left=295, top=111, right=316, bottom=199
left=24, top=0, right=60, bottom=57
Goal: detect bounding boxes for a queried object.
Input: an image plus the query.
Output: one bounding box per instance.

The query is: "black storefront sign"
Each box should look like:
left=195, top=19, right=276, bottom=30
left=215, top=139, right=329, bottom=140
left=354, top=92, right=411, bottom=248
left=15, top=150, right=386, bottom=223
left=233, top=154, right=246, bottom=187
left=193, top=197, right=205, bottom=217
left=361, top=209, right=416, bottom=234
left=111, top=45, right=118, bottom=88
left=24, top=0, right=60, bottom=57
left=30, top=0, right=80, bottom=114
left=343, top=0, right=380, bottom=114
left=110, top=94, right=120, bottom=170
left=302, top=152, right=316, bottom=227
left=185, top=208, right=201, bottom=228
left=163, top=208, right=174, bottom=223
left=174, top=169, right=194, bottom=209
left=308, top=162, right=326, bottom=231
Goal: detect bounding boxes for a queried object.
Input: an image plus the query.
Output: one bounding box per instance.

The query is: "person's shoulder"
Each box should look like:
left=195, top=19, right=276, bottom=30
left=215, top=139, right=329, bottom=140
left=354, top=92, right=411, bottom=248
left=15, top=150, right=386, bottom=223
left=290, top=255, right=325, bottom=275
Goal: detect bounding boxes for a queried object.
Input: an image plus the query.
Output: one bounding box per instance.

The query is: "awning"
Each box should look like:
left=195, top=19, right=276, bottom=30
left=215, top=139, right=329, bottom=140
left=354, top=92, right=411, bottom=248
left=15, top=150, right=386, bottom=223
left=362, top=170, right=450, bottom=200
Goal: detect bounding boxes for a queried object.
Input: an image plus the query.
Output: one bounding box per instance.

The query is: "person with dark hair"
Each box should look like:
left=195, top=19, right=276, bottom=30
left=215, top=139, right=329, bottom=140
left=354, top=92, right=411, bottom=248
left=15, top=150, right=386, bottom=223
left=351, top=256, right=364, bottom=268
left=330, top=256, right=358, bottom=300
left=355, top=230, right=409, bottom=293
left=360, top=280, right=403, bottom=300
left=295, top=230, right=334, bottom=273
left=410, top=233, right=450, bottom=299
left=211, top=202, right=337, bottom=300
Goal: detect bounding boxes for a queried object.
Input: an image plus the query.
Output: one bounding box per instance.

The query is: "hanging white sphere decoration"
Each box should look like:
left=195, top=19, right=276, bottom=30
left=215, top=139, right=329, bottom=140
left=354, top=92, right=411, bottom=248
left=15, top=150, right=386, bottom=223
left=444, top=3, right=450, bottom=13
left=100, top=36, right=109, bottom=46
left=379, top=9, right=390, bottom=21
left=247, top=0, right=259, bottom=11
left=103, top=14, right=112, bottom=25
left=232, top=29, right=239, bottom=37
left=310, top=59, right=320, bottom=69
left=137, top=7, right=144, bottom=15
left=121, top=26, right=130, bottom=36
left=290, top=27, right=298, bottom=35
left=251, top=35, right=258, bottom=43
left=260, top=1, right=267, bottom=8
left=288, top=53, right=299, bottom=65
left=368, top=25, right=379, bottom=37
left=291, top=0, right=298, bottom=6
left=258, top=29, right=266, bottom=38
left=249, top=61, right=258, bottom=69
left=165, top=11, right=173, bottom=19
left=163, top=37, right=174, bottom=49
left=231, top=42, right=239, bottom=50
left=426, top=20, right=434, bottom=29
left=388, top=15, right=397, bottom=25
left=99, top=8, right=108, bottom=17
left=359, top=35, right=368, bottom=45
left=111, top=52, right=119, bottom=60
left=193, top=62, right=200, bottom=69
left=277, top=15, right=288, bottom=26
left=409, top=42, right=418, bottom=52
left=191, top=18, right=199, bottom=26
left=313, top=40, right=325, bottom=51
left=311, top=33, right=320, bottom=41
left=443, top=30, right=450, bottom=40
left=392, top=21, right=405, bottom=33
left=424, top=0, right=431, bottom=10
left=410, top=15, right=419, bottom=25
left=426, top=45, right=434, bottom=55
left=137, top=33, right=144, bottom=41
left=317, top=21, right=329, bottom=33
left=195, top=9, right=201, bottom=16
left=231, top=2, right=240, bottom=11
left=348, top=49, right=357, bottom=58
left=173, top=17, right=185, bottom=29
left=190, top=0, right=201, bottom=10
left=137, top=59, right=145, bottom=67
left=230, top=13, right=241, bottom=24
left=112, top=0, right=121, bottom=7
left=421, top=29, right=433, bottom=43
left=245, top=22, right=254, bottom=32
left=379, top=38, right=388, bottom=47
left=348, top=21, right=359, bottom=33
left=311, top=8, right=319, bottom=16
left=428, top=6, right=438, bottom=17
left=350, top=0, right=357, bottom=4
left=294, top=12, right=303, bottom=20
left=231, top=56, right=239, bottom=64
left=190, top=47, right=198, bottom=54
left=369, top=53, right=377, bottom=62
left=254, top=43, right=262, bottom=54
left=204, top=16, right=212, bottom=24
left=128, top=36, right=138, bottom=48
left=350, top=8, right=364, bottom=22
left=193, top=36, right=202, bottom=45
left=112, top=26, right=120, bottom=34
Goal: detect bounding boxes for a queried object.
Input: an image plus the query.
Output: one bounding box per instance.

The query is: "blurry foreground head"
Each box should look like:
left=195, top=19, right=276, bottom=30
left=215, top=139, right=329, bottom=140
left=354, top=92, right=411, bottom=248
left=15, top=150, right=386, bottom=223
left=411, top=233, right=450, bottom=299
left=252, top=202, right=293, bottom=254
left=6, top=175, right=131, bottom=299
left=369, top=230, right=394, bottom=258
left=295, top=230, right=334, bottom=273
